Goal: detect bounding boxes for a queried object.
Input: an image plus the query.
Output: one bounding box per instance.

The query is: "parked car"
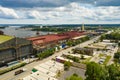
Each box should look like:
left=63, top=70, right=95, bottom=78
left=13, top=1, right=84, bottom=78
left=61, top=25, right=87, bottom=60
left=14, top=68, right=26, bottom=75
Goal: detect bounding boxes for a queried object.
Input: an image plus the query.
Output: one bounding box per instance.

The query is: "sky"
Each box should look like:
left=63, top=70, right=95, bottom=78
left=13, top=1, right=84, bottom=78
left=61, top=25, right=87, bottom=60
left=0, top=0, right=120, bottom=24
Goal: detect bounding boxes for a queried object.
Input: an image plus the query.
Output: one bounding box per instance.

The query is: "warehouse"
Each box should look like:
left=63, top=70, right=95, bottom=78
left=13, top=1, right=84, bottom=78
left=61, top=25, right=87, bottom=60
left=27, top=31, right=86, bottom=51
left=0, top=35, right=33, bottom=66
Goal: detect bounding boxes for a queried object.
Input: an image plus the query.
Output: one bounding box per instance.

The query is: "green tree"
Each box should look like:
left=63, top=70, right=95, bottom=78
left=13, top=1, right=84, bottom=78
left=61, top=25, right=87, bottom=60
left=118, top=42, right=120, bottom=47
left=107, top=64, right=120, bottom=80
left=100, top=34, right=106, bottom=41
left=85, top=62, right=108, bottom=80
left=66, top=41, right=73, bottom=46
left=64, top=61, right=71, bottom=70
left=114, top=52, right=120, bottom=63
left=81, top=54, right=84, bottom=59
left=37, top=48, right=55, bottom=59
left=73, top=57, right=80, bottom=62
left=66, top=73, right=83, bottom=80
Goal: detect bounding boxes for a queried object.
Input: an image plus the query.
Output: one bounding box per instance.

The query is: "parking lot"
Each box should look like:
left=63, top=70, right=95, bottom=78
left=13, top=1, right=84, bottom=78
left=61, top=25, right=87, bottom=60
left=58, top=66, right=86, bottom=80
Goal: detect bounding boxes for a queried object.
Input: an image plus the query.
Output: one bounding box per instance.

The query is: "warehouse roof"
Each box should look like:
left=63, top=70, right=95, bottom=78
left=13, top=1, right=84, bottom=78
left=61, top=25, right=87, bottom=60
left=27, top=31, right=86, bottom=45
left=0, top=35, right=14, bottom=44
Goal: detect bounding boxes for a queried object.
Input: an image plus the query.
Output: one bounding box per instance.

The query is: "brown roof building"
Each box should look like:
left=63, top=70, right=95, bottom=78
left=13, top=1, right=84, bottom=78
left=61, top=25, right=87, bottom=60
left=27, top=31, right=86, bottom=49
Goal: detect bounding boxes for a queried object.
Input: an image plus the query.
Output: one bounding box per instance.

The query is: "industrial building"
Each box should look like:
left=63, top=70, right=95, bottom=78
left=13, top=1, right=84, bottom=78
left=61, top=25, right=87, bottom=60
left=27, top=31, right=86, bottom=51
left=0, top=35, right=33, bottom=66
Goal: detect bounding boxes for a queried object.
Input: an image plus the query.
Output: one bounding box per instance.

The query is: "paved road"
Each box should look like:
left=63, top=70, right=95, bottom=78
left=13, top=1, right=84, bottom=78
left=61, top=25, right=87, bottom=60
left=0, top=36, right=100, bottom=80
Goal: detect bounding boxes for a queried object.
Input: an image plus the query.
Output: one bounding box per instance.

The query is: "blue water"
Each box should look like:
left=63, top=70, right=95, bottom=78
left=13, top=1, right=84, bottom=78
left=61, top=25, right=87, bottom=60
left=0, top=26, right=52, bottom=38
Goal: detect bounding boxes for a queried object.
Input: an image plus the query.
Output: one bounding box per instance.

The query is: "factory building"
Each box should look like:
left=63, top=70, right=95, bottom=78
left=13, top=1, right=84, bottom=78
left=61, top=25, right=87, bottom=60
left=0, top=35, right=33, bottom=66
left=27, top=31, right=86, bottom=52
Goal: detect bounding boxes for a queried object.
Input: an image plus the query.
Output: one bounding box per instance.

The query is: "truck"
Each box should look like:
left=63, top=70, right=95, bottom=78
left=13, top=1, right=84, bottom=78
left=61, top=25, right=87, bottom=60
left=14, top=68, right=26, bottom=75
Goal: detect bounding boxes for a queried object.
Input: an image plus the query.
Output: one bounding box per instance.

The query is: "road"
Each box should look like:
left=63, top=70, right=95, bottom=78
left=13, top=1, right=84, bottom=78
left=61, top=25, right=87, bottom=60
left=0, top=35, right=100, bottom=80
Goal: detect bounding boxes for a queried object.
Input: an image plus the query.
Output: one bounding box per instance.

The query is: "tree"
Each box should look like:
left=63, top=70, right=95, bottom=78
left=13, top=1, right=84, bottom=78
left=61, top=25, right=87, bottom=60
left=114, top=52, right=120, bottom=63
left=64, top=61, right=71, bottom=70
left=85, top=62, right=108, bottom=80
left=73, top=57, right=80, bottom=62
left=66, top=73, right=83, bottom=80
left=57, top=46, right=60, bottom=51
left=107, top=64, right=120, bottom=80
left=85, top=62, right=120, bottom=80
left=118, top=42, right=120, bottom=47
left=100, top=34, right=106, bottom=41
left=81, top=54, right=84, bottom=59
left=66, top=41, right=73, bottom=46
left=37, top=48, right=55, bottom=59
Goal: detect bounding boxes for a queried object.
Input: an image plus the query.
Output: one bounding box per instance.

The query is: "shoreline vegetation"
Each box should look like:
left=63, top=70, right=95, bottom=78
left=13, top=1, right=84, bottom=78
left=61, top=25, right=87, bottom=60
left=31, top=27, right=70, bottom=33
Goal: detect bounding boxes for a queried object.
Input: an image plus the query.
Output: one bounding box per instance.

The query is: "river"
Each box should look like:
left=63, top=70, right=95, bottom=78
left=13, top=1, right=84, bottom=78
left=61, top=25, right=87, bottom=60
left=0, top=26, right=52, bottom=38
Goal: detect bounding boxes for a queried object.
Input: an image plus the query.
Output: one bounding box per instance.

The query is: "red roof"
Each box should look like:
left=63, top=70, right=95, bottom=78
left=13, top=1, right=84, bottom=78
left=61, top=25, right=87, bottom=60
left=27, top=31, right=86, bottom=45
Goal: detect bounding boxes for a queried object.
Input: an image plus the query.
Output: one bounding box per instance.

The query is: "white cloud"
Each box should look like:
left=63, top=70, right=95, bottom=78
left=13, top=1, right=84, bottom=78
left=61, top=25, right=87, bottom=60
left=0, top=2, right=120, bottom=23
left=28, top=10, right=47, bottom=19
left=67, top=2, right=120, bottom=21
left=0, top=6, right=19, bottom=19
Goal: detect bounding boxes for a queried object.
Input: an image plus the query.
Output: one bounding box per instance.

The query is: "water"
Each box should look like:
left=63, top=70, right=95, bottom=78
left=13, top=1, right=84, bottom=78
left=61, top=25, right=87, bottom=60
left=0, top=26, right=51, bottom=38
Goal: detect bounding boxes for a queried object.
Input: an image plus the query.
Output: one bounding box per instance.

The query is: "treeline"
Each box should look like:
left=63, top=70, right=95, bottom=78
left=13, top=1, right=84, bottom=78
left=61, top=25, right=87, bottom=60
left=0, top=26, right=7, bottom=29
left=114, top=52, right=120, bottom=63
left=65, top=61, right=120, bottom=80
left=37, top=36, right=90, bottom=60
left=66, top=73, right=83, bottom=80
left=0, top=62, right=26, bottom=75
left=32, top=27, right=70, bottom=32
left=37, top=48, right=55, bottom=59
left=85, top=62, right=120, bottom=80
left=100, top=32, right=120, bottom=41
left=66, top=36, right=90, bottom=47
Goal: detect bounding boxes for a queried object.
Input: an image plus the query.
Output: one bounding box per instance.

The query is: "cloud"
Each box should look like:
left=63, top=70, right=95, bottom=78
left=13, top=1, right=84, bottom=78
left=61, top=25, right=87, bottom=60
left=96, top=0, right=120, bottom=6
left=0, top=6, right=19, bottom=19
left=0, top=2, right=119, bottom=22
left=0, top=0, right=119, bottom=9
left=0, top=0, right=69, bottom=8
left=27, top=10, right=47, bottom=20
left=68, top=3, right=120, bottom=21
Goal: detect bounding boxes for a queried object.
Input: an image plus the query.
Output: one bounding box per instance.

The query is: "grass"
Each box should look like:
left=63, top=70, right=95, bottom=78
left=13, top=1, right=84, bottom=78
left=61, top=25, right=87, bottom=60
left=0, top=35, right=14, bottom=44
left=81, top=57, right=91, bottom=64
left=99, top=54, right=105, bottom=57
left=0, top=62, right=26, bottom=75
left=103, top=56, right=111, bottom=65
